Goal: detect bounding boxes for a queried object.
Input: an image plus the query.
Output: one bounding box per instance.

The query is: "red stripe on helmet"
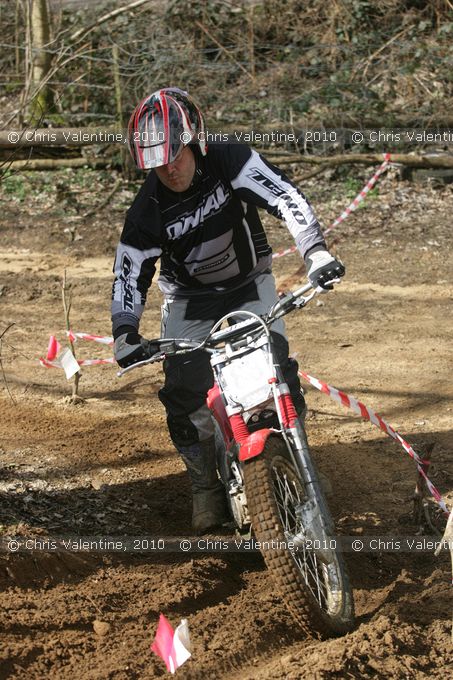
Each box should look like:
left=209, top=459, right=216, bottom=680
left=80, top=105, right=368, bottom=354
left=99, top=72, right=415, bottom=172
left=159, top=91, right=170, bottom=165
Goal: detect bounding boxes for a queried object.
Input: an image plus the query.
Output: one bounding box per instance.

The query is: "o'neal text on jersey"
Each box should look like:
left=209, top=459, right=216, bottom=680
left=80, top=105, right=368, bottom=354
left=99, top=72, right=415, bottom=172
left=165, top=181, right=231, bottom=240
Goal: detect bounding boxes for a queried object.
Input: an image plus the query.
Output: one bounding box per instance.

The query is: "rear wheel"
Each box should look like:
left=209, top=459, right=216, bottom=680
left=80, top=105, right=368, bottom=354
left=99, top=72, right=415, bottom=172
left=243, top=434, right=354, bottom=636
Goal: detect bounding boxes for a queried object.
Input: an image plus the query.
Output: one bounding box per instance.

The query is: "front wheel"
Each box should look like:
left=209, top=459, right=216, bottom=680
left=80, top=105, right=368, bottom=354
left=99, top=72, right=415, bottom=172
left=243, top=434, right=354, bottom=637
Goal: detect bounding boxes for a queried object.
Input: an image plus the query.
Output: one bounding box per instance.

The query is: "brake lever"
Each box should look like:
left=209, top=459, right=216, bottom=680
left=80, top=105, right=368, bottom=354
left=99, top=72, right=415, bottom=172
left=294, top=289, right=317, bottom=307
left=315, top=277, right=341, bottom=294
left=117, top=352, right=166, bottom=377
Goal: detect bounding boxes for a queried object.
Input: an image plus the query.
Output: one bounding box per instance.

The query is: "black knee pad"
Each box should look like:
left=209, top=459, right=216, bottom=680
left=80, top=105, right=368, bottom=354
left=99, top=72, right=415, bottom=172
left=167, top=413, right=200, bottom=448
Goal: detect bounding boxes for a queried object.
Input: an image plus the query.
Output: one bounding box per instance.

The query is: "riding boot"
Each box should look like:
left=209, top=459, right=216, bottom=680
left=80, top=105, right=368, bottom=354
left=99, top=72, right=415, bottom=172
left=178, top=435, right=230, bottom=534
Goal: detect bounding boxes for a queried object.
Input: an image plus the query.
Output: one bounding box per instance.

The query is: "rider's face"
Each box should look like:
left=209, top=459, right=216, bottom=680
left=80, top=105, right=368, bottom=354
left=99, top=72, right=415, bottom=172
left=155, top=146, right=196, bottom=192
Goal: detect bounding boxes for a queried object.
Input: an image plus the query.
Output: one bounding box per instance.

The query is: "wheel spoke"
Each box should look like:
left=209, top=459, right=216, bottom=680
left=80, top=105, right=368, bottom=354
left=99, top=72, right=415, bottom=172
left=243, top=437, right=354, bottom=634
left=271, top=458, right=340, bottom=615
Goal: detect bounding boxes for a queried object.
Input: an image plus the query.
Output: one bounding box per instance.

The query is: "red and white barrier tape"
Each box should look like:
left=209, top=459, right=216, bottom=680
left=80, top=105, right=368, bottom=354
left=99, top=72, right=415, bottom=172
left=272, top=246, right=299, bottom=259
left=299, top=370, right=450, bottom=516
left=39, top=332, right=114, bottom=377
left=272, top=153, right=391, bottom=259
left=67, top=330, right=113, bottom=345
left=40, top=357, right=115, bottom=368
left=323, top=153, right=391, bottom=236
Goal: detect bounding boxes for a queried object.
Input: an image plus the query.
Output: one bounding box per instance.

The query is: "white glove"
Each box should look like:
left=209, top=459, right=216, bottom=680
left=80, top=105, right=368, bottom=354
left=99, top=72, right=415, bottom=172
left=306, top=250, right=345, bottom=292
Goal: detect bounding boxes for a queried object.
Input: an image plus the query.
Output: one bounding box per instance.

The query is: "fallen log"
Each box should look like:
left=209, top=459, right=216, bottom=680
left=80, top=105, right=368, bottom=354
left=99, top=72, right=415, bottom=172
left=267, top=152, right=453, bottom=168
left=3, top=150, right=453, bottom=173
left=3, top=157, right=111, bottom=171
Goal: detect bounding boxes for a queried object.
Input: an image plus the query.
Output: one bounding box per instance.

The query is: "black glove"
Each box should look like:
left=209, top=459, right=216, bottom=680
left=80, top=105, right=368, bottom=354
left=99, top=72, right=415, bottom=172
left=306, top=250, right=345, bottom=291
left=113, top=330, right=160, bottom=369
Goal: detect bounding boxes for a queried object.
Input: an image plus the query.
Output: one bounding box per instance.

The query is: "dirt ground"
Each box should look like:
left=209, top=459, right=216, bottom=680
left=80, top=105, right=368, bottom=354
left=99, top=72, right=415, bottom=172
left=0, top=164, right=452, bottom=679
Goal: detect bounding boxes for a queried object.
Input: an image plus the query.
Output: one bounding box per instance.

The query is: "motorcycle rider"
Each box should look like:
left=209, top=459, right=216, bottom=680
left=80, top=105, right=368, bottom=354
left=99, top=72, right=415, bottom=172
left=112, top=87, right=344, bottom=534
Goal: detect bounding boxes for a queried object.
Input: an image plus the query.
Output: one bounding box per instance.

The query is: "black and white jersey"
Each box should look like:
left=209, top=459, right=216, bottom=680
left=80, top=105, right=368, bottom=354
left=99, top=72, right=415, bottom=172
left=111, top=142, right=325, bottom=333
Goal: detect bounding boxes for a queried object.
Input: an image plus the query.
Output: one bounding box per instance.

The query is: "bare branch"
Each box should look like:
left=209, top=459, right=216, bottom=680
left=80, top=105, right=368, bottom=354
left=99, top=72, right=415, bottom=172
left=68, top=0, right=153, bottom=46
left=81, top=177, right=122, bottom=219
left=62, top=270, right=80, bottom=402
left=0, top=323, right=17, bottom=405
left=195, top=20, right=255, bottom=81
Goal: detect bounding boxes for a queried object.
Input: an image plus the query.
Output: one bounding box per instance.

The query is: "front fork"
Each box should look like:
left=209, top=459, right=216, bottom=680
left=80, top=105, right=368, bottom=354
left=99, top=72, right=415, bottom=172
left=208, top=382, right=331, bottom=539
left=283, top=419, right=337, bottom=563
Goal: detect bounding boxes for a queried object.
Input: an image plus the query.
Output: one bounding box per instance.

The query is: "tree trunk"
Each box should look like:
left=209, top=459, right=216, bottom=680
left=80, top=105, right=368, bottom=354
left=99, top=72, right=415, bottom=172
left=112, top=43, right=135, bottom=178
left=29, top=0, right=54, bottom=121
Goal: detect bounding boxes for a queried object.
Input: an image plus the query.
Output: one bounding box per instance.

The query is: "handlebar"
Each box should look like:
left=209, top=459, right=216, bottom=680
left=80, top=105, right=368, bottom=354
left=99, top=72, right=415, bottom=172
left=117, top=281, right=317, bottom=376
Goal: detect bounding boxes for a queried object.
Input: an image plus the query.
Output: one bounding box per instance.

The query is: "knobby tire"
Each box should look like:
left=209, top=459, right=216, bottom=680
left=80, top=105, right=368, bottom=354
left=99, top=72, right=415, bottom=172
left=243, top=434, right=354, bottom=637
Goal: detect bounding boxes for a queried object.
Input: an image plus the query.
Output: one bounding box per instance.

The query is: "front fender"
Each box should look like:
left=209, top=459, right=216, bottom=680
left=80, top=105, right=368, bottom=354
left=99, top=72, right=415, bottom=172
left=239, top=428, right=276, bottom=461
